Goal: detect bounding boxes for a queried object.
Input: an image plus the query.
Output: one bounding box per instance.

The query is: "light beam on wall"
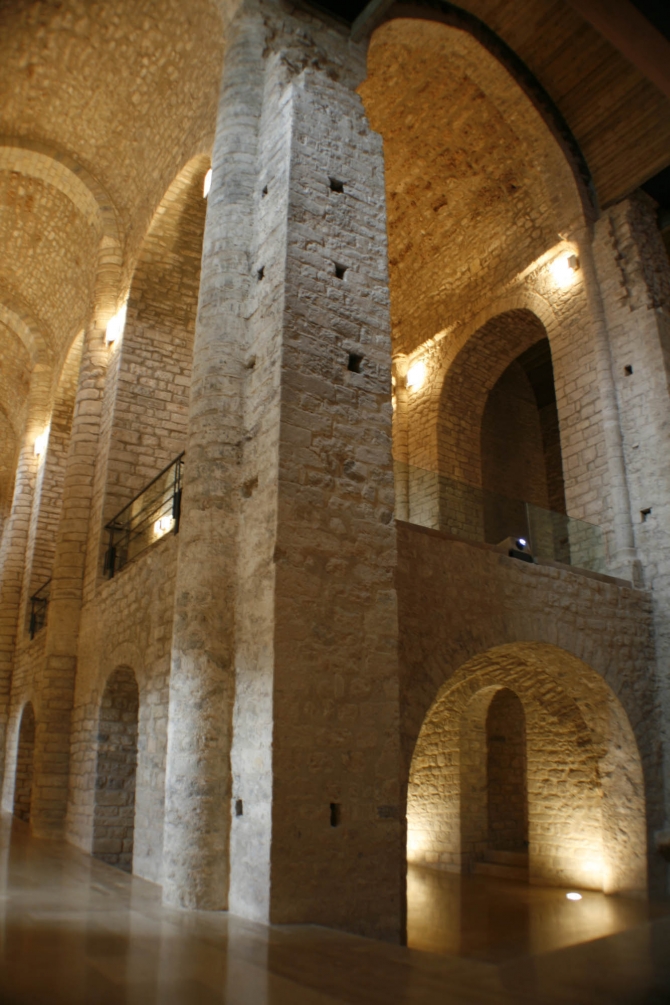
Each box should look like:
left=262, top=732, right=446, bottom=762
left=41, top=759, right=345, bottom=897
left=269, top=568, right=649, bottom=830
left=153, top=515, right=174, bottom=540
left=406, top=360, right=427, bottom=391
left=550, top=252, right=580, bottom=288
left=203, top=168, right=212, bottom=198
left=105, top=304, right=127, bottom=344
left=34, top=428, right=49, bottom=457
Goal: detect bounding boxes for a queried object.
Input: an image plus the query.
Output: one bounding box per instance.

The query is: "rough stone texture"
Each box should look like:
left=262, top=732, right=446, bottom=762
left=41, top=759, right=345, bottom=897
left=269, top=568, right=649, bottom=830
left=92, top=667, right=139, bottom=872
left=12, top=701, right=34, bottom=824
left=0, top=0, right=669, bottom=944
left=593, top=195, right=670, bottom=854
left=398, top=521, right=662, bottom=895
left=101, top=157, right=207, bottom=528
left=486, top=688, right=527, bottom=852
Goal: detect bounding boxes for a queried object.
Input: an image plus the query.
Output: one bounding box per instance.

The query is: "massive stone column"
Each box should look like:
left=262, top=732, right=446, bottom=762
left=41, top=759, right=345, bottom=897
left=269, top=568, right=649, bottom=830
left=592, top=195, right=670, bottom=891
left=163, top=2, right=403, bottom=939
left=161, top=7, right=263, bottom=910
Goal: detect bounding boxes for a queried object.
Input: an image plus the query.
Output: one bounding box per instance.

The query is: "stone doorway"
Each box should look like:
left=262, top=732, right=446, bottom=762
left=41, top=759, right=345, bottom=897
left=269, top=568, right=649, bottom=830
left=13, top=702, right=35, bottom=824
left=92, top=667, right=139, bottom=873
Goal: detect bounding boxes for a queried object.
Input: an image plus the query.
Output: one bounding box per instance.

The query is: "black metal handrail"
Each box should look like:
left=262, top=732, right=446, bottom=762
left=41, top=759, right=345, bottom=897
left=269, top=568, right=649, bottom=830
left=29, top=578, right=51, bottom=639
left=103, top=453, right=184, bottom=578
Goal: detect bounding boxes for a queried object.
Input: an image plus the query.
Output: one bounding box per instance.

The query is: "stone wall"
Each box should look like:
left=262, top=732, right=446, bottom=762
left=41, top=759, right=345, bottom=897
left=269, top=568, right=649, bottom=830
left=397, top=520, right=664, bottom=895
left=486, top=688, right=527, bottom=852
left=66, top=533, right=177, bottom=884
left=92, top=667, right=139, bottom=872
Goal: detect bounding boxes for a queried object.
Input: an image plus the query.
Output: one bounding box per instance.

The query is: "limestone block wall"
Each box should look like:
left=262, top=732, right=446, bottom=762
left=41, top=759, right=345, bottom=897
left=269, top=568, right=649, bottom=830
left=397, top=521, right=665, bottom=895
left=101, top=157, right=208, bottom=528
left=66, top=534, right=177, bottom=884
left=593, top=196, right=670, bottom=839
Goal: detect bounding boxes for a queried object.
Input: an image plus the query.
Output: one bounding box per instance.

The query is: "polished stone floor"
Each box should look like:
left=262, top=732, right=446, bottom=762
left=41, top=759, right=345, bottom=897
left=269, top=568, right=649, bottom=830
left=0, top=815, right=669, bottom=1004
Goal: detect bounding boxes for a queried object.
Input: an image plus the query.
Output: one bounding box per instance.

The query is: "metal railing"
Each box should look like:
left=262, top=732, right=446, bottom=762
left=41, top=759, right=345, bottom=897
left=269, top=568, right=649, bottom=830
left=29, top=578, right=51, bottom=639
left=103, top=453, right=184, bottom=578
left=394, top=463, right=606, bottom=575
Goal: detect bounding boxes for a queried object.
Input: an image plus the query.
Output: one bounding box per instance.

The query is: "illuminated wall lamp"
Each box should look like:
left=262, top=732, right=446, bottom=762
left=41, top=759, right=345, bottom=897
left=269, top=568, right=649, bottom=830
left=34, top=429, right=49, bottom=457
left=406, top=360, right=427, bottom=391
left=153, top=515, right=174, bottom=540
left=203, top=168, right=212, bottom=198
left=105, top=304, right=127, bottom=344
left=550, top=253, right=580, bottom=288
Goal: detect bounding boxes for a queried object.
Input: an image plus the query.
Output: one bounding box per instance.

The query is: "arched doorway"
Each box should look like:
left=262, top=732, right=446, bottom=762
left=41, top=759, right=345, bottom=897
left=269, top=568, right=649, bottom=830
left=408, top=642, right=647, bottom=892
left=93, top=668, right=139, bottom=872
left=13, top=702, right=35, bottom=824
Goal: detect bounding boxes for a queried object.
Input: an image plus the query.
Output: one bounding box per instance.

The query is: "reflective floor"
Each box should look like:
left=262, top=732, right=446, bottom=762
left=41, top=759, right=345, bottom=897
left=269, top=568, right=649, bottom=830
left=408, top=864, right=670, bottom=962
left=0, top=816, right=669, bottom=1004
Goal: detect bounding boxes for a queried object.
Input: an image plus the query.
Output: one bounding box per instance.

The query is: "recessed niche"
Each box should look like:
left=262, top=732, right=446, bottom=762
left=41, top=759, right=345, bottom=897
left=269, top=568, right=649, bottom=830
left=330, top=802, right=341, bottom=827
left=334, top=263, right=347, bottom=280
left=235, top=799, right=244, bottom=817
left=329, top=177, right=344, bottom=193
left=641, top=508, right=652, bottom=522
left=257, top=266, right=265, bottom=281
left=625, top=365, right=633, bottom=375
left=348, top=353, right=364, bottom=373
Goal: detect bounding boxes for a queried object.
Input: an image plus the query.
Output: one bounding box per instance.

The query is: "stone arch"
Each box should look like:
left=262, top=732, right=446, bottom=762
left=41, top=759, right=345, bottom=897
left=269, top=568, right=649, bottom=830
left=101, top=154, right=210, bottom=527
left=360, top=17, right=587, bottom=358
left=366, top=4, right=594, bottom=217
left=92, top=667, right=139, bottom=872
left=13, top=701, right=35, bottom=824
left=0, top=138, right=121, bottom=244
left=407, top=642, right=647, bottom=895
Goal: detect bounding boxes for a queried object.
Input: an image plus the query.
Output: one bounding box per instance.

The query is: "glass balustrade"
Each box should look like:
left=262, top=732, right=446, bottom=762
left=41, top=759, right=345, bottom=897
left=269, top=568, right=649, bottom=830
left=394, top=462, right=606, bottom=575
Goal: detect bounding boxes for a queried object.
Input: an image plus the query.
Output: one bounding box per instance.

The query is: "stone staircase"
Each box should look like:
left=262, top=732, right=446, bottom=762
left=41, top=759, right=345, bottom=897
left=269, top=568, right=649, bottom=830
left=473, top=850, right=529, bottom=882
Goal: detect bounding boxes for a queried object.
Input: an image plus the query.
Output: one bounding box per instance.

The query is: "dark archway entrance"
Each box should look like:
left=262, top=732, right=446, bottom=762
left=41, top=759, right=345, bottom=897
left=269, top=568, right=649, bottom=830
left=13, top=702, right=35, bottom=824
left=93, top=668, right=139, bottom=872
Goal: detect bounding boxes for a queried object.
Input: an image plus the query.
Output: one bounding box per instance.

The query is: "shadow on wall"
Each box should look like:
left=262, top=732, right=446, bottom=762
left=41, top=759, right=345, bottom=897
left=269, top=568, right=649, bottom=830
left=13, top=702, right=35, bottom=824
left=407, top=642, right=647, bottom=896
left=93, top=667, right=139, bottom=873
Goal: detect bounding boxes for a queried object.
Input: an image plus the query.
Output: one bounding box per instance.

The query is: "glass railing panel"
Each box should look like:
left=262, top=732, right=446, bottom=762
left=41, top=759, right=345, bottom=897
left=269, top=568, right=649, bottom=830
left=104, top=453, right=184, bottom=577
left=394, top=462, right=606, bottom=575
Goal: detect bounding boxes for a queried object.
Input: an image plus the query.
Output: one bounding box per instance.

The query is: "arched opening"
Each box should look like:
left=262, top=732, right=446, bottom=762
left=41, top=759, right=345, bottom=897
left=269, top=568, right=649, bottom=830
left=409, top=642, right=646, bottom=890
left=407, top=643, right=648, bottom=954
left=13, top=702, right=35, bottom=824
left=93, top=668, right=139, bottom=873
left=486, top=688, right=528, bottom=856
left=481, top=339, right=566, bottom=514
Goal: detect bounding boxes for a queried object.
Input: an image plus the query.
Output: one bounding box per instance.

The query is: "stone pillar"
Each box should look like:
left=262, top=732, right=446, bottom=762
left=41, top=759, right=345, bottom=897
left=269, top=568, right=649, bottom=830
left=161, top=8, right=263, bottom=911
left=592, top=195, right=670, bottom=891
left=163, top=3, right=403, bottom=939
left=0, top=370, right=50, bottom=787
left=30, top=267, right=116, bottom=838
left=571, top=224, right=640, bottom=581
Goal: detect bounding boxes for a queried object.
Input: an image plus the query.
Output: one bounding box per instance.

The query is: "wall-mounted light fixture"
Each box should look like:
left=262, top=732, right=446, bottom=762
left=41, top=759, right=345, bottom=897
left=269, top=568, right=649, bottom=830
left=153, top=515, right=174, bottom=540
left=105, top=304, right=127, bottom=344
left=406, top=360, right=426, bottom=391
left=203, top=168, right=212, bottom=198
left=550, top=252, right=580, bottom=288
left=34, top=428, right=49, bottom=457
